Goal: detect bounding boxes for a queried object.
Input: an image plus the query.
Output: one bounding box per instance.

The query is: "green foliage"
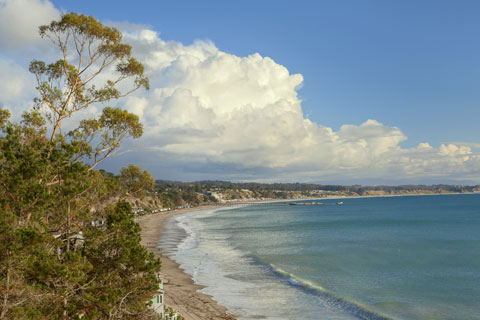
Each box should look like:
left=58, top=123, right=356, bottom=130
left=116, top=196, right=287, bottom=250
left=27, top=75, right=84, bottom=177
left=119, top=164, right=155, bottom=199
left=69, top=107, right=143, bottom=170
left=0, top=109, right=10, bottom=129
left=180, top=189, right=201, bottom=206
left=0, top=12, right=160, bottom=320
left=0, top=120, right=161, bottom=318
left=79, top=201, right=161, bottom=319
left=30, top=12, right=148, bottom=170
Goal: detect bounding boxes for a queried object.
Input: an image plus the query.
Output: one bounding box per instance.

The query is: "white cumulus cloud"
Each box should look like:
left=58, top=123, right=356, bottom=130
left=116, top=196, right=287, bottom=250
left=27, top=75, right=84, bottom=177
left=116, top=28, right=480, bottom=182
left=0, top=58, right=36, bottom=118
left=0, top=0, right=60, bottom=51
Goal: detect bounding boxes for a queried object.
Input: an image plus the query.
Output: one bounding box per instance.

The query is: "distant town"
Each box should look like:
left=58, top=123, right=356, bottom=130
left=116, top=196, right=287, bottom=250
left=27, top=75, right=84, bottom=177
left=113, top=172, right=480, bottom=214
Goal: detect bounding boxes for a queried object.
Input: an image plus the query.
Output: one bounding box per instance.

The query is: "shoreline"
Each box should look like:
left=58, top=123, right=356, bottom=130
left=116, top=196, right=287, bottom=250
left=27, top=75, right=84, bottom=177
left=136, top=205, right=239, bottom=320
left=136, top=193, right=479, bottom=319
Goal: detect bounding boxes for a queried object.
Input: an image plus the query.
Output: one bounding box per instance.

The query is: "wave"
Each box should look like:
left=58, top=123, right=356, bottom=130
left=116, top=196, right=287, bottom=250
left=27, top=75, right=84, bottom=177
left=265, top=263, right=395, bottom=320
left=170, top=206, right=395, bottom=320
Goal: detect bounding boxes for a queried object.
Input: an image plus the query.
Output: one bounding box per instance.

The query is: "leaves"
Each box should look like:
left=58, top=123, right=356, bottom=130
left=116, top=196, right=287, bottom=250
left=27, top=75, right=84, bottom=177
left=0, top=109, right=11, bottom=129
left=31, top=12, right=149, bottom=142
left=0, top=122, right=161, bottom=318
left=119, top=165, right=155, bottom=199
left=0, top=13, right=160, bottom=320
left=68, top=107, right=143, bottom=170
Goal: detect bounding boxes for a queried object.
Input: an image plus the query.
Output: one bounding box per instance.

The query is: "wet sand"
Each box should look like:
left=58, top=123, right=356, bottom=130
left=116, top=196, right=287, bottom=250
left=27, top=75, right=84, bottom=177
left=136, top=206, right=238, bottom=320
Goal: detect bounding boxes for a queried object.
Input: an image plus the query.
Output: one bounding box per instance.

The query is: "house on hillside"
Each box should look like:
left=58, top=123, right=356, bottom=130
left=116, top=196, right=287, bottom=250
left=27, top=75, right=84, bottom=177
left=86, top=219, right=105, bottom=228
left=151, top=274, right=165, bottom=318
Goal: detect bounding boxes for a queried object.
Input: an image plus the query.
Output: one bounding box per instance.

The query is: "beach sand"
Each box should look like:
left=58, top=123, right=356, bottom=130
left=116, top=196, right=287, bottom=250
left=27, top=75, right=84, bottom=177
left=137, top=206, right=238, bottom=320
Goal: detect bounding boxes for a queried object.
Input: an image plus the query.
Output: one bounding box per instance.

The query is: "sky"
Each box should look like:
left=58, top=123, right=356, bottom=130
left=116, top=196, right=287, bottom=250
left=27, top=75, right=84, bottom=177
left=1, top=0, right=480, bottom=184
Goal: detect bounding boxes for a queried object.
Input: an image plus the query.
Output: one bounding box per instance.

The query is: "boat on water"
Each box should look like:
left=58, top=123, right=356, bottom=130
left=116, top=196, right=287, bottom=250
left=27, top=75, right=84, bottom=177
left=289, top=202, right=324, bottom=206
left=337, top=201, right=344, bottom=205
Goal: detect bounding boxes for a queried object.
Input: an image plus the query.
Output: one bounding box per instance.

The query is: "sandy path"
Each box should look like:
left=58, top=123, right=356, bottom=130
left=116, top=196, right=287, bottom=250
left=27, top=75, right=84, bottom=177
left=136, top=206, right=238, bottom=320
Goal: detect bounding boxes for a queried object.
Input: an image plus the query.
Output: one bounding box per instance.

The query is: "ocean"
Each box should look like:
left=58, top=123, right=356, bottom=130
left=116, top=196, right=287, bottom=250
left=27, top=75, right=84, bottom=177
left=159, top=194, right=480, bottom=320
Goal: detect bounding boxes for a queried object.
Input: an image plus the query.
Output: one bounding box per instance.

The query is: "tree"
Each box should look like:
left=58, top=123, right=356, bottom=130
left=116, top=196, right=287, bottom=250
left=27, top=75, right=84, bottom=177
left=29, top=12, right=147, bottom=170
left=82, top=201, right=161, bottom=319
left=181, top=189, right=201, bottom=206
left=0, top=13, right=160, bottom=319
left=0, top=111, right=93, bottom=318
left=119, top=164, right=155, bottom=199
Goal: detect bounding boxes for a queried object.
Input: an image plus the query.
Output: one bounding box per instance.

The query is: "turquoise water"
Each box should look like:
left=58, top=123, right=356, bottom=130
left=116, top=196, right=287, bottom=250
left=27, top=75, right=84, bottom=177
left=164, top=194, right=480, bottom=320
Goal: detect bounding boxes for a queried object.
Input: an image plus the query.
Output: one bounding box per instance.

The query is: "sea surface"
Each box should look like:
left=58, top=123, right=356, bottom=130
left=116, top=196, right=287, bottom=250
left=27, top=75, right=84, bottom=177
left=159, top=194, right=480, bottom=320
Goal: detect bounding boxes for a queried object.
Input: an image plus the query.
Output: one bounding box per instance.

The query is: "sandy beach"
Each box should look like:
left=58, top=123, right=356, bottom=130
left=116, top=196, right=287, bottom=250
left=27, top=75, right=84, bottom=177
left=136, top=206, right=238, bottom=320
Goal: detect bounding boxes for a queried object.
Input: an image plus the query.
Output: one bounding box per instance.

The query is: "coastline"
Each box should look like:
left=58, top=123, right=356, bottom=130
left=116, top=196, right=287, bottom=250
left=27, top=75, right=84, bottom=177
left=136, top=205, right=238, bottom=320
left=136, top=193, right=480, bottom=320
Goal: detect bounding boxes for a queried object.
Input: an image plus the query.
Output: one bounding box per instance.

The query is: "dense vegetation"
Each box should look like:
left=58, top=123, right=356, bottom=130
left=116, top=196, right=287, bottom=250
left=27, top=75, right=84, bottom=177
left=176, top=180, right=478, bottom=194
left=151, top=179, right=480, bottom=205
left=0, top=13, right=160, bottom=319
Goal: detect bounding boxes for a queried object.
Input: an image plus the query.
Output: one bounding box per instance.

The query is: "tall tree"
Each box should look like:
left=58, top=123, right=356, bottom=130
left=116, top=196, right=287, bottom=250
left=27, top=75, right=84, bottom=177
left=119, top=164, right=155, bottom=199
left=0, top=13, right=161, bottom=319
left=29, top=12, right=147, bottom=170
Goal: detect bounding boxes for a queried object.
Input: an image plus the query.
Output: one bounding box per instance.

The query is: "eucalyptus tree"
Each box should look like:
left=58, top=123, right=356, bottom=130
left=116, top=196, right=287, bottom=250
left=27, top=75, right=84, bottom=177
left=29, top=12, right=147, bottom=169
left=0, top=13, right=161, bottom=319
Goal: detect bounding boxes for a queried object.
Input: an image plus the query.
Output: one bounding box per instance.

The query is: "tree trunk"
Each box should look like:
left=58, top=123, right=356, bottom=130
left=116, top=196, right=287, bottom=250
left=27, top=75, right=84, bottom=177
left=25, top=211, right=31, bottom=227
left=0, top=265, right=10, bottom=319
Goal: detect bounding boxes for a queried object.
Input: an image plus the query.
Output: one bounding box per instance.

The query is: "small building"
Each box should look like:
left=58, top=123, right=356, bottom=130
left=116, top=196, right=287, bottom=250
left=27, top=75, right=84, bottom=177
left=86, top=219, right=105, bottom=228
left=132, top=207, right=145, bottom=215
left=151, top=274, right=165, bottom=318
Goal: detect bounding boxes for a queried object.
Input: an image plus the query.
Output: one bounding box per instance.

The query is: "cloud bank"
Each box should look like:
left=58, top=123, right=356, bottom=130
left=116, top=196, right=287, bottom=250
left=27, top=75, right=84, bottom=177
left=0, top=0, right=59, bottom=51
left=1, top=0, right=480, bottom=183
left=0, top=59, right=35, bottom=110
left=117, top=29, right=480, bottom=182
left=0, top=0, right=60, bottom=118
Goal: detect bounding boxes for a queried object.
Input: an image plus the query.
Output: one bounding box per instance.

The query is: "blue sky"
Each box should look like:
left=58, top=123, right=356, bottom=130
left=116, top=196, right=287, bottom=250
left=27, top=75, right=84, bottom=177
left=1, top=0, right=480, bottom=184
left=50, top=0, right=480, bottom=148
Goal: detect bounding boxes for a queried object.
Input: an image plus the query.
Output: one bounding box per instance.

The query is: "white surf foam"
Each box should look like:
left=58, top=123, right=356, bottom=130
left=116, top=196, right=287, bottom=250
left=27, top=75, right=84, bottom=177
left=168, top=207, right=360, bottom=320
